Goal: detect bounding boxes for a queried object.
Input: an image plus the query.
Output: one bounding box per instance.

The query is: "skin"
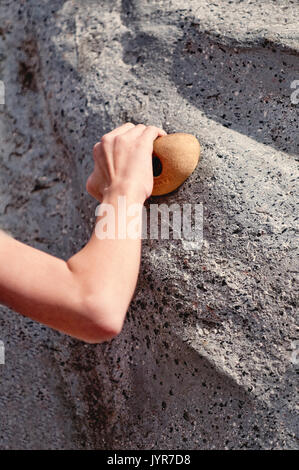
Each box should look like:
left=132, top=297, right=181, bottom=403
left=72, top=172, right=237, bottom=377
left=0, top=123, right=166, bottom=343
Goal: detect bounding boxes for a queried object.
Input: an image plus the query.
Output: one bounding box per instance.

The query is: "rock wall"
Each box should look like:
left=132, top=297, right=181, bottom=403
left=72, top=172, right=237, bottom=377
left=0, top=0, right=298, bottom=449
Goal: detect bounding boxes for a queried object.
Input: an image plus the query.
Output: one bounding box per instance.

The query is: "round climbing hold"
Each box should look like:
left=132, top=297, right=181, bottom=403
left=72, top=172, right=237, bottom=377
left=152, top=133, right=200, bottom=196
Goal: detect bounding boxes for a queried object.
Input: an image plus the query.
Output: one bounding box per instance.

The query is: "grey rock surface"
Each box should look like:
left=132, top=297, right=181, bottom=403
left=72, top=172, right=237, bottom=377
left=0, top=0, right=298, bottom=449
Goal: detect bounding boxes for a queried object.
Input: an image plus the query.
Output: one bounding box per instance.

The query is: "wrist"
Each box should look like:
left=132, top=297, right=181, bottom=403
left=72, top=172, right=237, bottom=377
left=96, top=185, right=145, bottom=241
left=103, top=180, right=148, bottom=205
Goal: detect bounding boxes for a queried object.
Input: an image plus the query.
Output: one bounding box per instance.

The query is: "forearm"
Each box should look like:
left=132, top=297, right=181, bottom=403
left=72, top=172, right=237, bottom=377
left=0, top=193, right=143, bottom=342
left=0, top=233, right=95, bottom=341
left=67, top=191, right=144, bottom=334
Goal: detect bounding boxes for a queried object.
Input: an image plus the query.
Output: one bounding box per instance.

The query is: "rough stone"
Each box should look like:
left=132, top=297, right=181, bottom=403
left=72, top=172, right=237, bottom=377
left=0, top=0, right=298, bottom=449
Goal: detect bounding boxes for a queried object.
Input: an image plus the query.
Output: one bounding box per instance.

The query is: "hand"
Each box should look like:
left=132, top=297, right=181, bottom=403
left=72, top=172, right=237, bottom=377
left=86, top=123, right=166, bottom=203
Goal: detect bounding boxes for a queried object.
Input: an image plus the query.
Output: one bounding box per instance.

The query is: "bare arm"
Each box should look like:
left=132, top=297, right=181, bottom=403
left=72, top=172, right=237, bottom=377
left=0, top=123, right=166, bottom=343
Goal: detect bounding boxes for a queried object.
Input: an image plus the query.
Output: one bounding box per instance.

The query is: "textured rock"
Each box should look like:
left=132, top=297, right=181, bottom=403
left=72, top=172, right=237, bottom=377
left=0, top=0, right=298, bottom=449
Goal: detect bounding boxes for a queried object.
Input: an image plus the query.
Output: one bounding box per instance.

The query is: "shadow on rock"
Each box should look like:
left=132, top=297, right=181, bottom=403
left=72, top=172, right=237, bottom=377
left=171, top=23, right=299, bottom=155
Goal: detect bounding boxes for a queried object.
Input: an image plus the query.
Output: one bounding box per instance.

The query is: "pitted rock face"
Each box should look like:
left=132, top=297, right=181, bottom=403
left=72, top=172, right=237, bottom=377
left=0, top=0, right=298, bottom=450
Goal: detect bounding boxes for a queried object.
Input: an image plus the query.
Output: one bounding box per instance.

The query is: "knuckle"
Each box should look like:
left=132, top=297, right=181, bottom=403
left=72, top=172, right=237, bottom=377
left=101, top=134, right=113, bottom=145
left=93, top=142, right=101, bottom=159
left=115, top=134, right=127, bottom=145
left=93, top=142, right=101, bottom=152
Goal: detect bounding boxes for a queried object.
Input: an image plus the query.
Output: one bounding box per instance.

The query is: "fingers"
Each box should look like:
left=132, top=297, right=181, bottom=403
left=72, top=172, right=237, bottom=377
left=98, top=123, right=165, bottom=146
left=93, top=141, right=101, bottom=157
left=120, top=123, right=147, bottom=140
left=141, top=125, right=167, bottom=144
left=104, top=122, right=135, bottom=138
left=155, top=127, right=167, bottom=137
left=93, top=123, right=166, bottom=158
left=94, top=123, right=136, bottom=153
left=120, top=124, right=166, bottom=143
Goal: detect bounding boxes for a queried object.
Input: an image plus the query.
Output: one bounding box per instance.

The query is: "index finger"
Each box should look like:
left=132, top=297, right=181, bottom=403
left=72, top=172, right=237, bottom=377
left=141, top=126, right=167, bottom=144
left=105, top=122, right=135, bottom=138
